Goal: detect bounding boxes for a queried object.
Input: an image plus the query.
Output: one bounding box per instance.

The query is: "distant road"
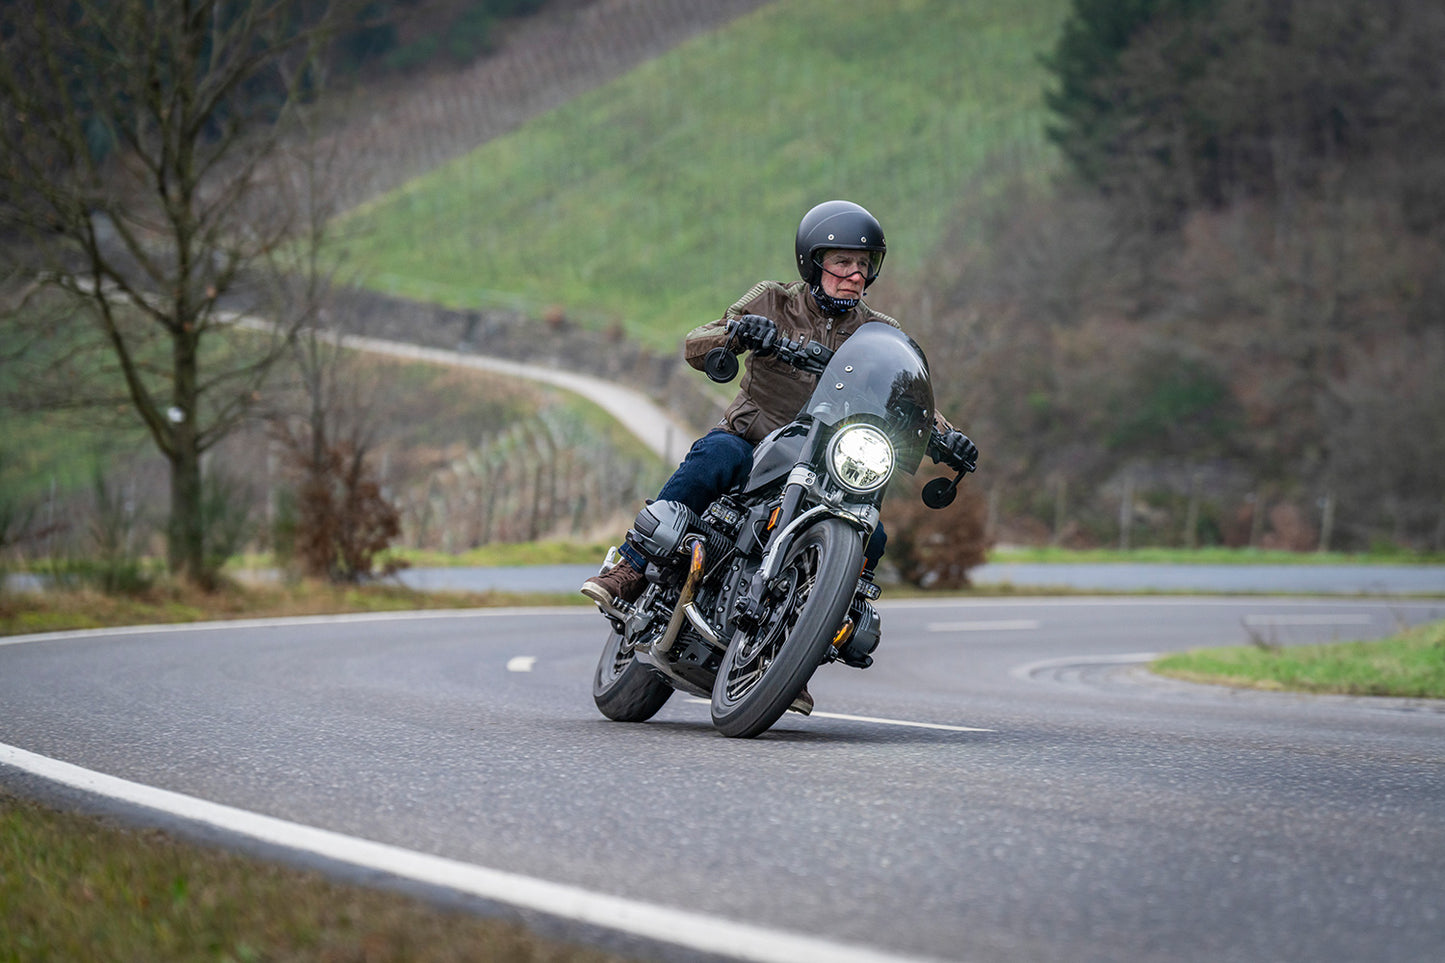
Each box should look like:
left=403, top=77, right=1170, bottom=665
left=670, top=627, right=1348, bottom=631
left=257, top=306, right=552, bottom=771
left=340, top=333, right=696, bottom=466
left=398, top=561, right=1445, bottom=596
left=228, top=316, right=698, bottom=465
left=970, top=561, right=1445, bottom=596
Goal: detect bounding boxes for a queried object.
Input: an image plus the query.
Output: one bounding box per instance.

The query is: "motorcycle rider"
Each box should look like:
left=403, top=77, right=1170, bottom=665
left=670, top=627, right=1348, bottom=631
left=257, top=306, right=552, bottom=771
left=581, top=200, right=978, bottom=651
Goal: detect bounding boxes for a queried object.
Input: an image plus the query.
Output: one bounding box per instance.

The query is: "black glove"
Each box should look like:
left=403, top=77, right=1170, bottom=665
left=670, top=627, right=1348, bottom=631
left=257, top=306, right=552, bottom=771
left=732, top=314, right=778, bottom=356
left=931, top=429, right=979, bottom=471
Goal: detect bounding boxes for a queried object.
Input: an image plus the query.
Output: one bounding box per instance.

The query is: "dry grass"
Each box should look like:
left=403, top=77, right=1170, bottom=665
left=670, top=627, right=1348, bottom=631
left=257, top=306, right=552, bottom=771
left=0, top=578, right=582, bottom=638
left=0, top=789, right=629, bottom=962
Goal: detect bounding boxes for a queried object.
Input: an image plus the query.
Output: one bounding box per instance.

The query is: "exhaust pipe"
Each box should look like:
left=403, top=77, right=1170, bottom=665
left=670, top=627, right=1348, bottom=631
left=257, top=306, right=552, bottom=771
left=655, top=537, right=707, bottom=655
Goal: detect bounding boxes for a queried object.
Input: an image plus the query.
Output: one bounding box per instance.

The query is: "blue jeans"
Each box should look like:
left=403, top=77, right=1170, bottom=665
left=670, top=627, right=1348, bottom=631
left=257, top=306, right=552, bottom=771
left=626, top=429, right=886, bottom=571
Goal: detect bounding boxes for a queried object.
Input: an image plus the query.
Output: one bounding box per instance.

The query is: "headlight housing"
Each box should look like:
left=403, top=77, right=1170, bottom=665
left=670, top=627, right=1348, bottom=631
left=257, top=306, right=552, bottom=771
left=826, top=424, right=895, bottom=494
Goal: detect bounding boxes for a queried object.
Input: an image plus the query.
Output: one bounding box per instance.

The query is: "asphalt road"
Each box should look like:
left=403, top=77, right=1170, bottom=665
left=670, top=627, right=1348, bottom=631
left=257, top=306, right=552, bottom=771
left=3, top=597, right=1444, bottom=962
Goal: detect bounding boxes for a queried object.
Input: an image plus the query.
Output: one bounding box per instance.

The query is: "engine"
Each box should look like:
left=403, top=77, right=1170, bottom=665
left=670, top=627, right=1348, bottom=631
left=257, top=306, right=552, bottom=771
left=837, top=597, right=881, bottom=668
left=630, top=500, right=700, bottom=561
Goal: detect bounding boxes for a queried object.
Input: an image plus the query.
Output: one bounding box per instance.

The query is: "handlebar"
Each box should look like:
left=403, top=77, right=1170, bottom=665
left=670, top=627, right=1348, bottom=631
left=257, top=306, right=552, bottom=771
left=770, top=333, right=833, bottom=375
left=702, top=320, right=835, bottom=383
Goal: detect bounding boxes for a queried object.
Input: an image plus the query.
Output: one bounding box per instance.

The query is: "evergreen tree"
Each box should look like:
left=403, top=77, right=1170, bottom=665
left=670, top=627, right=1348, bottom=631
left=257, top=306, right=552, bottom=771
left=1042, top=0, right=1216, bottom=189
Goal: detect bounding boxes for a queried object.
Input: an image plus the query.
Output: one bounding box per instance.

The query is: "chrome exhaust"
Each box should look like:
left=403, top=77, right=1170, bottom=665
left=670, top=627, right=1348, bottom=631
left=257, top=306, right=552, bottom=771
left=655, top=537, right=707, bottom=655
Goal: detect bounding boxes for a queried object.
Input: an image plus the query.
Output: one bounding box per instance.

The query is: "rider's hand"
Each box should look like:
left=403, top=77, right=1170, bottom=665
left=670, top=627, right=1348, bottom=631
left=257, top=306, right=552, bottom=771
left=931, top=429, right=979, bottom=471
left=733, top=314, right=778, bottom=356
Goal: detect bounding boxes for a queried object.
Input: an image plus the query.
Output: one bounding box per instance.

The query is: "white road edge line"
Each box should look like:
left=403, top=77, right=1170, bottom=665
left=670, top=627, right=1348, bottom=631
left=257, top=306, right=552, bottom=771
left=683, top=699, right=992, bottom=732
left=506, top=656, right=537, bottom=672
left=0, top=743, right=940, bottom=963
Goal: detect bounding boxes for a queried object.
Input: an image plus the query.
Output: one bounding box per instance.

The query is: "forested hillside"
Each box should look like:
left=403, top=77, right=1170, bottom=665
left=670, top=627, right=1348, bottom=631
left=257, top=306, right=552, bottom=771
left=908, top=0, right=1444, bottom=551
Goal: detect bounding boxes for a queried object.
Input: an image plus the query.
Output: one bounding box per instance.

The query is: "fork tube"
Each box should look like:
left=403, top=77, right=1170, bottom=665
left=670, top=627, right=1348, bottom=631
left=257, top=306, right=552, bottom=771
left=736, top=426, right=824, bottom=625
left=767, top=424, right=825, bottom=549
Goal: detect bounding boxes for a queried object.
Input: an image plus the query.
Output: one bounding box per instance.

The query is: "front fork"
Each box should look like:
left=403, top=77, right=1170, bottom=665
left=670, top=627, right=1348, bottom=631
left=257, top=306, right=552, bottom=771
left=732, top=428, right=824, bottom=627
left=732, top=427, right=881, bottom=631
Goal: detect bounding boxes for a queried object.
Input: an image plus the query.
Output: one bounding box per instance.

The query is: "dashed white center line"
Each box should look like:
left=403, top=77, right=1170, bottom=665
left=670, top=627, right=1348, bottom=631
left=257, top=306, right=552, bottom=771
left=926, top=619, right=1040, bottom=632
left=506, top=656, right=537, bottom=672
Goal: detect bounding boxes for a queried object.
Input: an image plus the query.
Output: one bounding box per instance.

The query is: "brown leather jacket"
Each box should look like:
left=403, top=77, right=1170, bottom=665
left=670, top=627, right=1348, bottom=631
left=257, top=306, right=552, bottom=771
left=683, top=280, right=954, bottom=444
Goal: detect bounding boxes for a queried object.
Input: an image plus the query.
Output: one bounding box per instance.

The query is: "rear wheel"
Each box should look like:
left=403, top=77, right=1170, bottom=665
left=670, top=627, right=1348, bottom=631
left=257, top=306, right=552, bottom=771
left=710, top=518, right=862, bottom=738
left=593, top=627, right=673, bottom=722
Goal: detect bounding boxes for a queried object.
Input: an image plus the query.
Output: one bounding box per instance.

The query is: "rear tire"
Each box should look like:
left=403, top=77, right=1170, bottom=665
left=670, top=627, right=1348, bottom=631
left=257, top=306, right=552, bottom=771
left=593, top=627, right=673, bottom=722
left=710, top=518, right=863, bottom=738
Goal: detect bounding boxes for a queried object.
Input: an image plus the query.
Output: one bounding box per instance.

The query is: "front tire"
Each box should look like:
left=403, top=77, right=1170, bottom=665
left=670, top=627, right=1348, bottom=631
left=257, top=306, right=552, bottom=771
left=593, top=628, right=673, bottom=722
left=710, top=518, right=863, bottom=738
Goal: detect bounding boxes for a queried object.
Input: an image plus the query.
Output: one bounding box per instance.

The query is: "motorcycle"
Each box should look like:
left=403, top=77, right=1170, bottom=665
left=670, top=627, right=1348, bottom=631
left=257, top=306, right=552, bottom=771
left=590, top=320, right=975, bottom=738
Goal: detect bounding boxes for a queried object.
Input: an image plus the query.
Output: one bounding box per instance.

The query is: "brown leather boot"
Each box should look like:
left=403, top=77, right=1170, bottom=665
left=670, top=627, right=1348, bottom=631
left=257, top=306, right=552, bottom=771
left=580, top=554, right=647, bottom=617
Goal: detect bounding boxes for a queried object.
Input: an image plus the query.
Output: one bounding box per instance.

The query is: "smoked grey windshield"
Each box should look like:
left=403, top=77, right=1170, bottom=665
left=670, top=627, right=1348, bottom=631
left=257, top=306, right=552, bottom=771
left=805, top=322, right=935, bottom=474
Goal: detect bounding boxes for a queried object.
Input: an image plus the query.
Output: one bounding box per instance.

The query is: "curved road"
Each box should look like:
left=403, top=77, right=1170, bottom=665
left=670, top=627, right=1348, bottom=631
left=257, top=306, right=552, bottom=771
left=330, top=328, right=697, bottom=466
left=3, top=597, right=1444, bottom=962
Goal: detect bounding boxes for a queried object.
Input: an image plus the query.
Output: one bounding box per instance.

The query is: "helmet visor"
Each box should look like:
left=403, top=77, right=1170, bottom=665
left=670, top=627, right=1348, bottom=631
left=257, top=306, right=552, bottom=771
left=815, top=248, right=884, bottom=282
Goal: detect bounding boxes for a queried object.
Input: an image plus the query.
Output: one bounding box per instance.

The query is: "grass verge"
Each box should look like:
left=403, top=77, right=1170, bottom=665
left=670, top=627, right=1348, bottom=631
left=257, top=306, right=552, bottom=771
left=0, top=578, right=583, bottom=638
left=0, top=788, right=626, bottom=963
left=1151, top=619, right=1445, bottom=699
left=389, top=539, right=617, bottom=568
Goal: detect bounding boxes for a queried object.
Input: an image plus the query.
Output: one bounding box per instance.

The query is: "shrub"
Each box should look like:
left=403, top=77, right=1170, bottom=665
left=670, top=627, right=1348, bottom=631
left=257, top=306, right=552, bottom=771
left=884, top=474, right=990, bottom=589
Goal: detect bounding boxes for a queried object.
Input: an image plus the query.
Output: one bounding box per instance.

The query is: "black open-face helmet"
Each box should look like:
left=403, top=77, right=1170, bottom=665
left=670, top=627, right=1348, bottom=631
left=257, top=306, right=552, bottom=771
left=795, top=200, right=886, bottom=292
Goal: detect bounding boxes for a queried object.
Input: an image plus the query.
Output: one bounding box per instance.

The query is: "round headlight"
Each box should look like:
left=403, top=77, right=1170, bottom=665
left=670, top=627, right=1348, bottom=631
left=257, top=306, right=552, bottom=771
left=827, top=424, right=895, bottom=493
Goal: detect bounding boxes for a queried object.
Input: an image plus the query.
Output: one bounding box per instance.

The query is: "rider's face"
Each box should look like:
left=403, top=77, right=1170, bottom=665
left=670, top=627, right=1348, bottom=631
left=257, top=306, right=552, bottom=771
left=817, top=249, right=870, bottom=301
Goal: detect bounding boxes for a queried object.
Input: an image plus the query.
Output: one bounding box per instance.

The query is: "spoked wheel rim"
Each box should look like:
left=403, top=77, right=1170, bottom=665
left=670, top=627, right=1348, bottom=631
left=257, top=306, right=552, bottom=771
left=599, top=630, right=635, bottom=685
left=718, top=542, right=819, bottom=708
left=593, top=620, right=673, bottom=723
left=599, top=620, right=663, bottom=685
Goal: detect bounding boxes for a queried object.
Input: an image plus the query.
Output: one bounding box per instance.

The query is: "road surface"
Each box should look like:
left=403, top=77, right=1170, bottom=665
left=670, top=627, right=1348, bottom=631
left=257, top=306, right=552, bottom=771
left=3, top=597, right=1443, bottom=961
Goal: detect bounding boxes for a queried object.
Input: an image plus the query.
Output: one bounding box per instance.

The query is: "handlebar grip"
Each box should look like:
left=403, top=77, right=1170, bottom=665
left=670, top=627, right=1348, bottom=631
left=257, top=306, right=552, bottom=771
left=928, top=428, right=977, bottom=473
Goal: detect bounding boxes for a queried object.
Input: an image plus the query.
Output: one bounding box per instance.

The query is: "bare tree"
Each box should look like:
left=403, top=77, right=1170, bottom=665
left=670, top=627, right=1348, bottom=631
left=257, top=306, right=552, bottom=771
left=0, top=0, right=347, bottom=585
left=266, top=294, right=403, bottom=582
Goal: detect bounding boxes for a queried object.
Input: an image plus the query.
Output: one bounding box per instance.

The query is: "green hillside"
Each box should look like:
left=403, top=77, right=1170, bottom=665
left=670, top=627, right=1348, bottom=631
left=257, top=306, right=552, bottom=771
left=340, top=0, right=1070, bottom=351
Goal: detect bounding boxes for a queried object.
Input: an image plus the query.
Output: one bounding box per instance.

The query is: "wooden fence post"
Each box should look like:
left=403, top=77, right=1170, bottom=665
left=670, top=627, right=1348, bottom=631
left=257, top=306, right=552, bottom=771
left=1318, top=491, right=1336, bottom=553
left=1118, top=472, right=1134, bottom=551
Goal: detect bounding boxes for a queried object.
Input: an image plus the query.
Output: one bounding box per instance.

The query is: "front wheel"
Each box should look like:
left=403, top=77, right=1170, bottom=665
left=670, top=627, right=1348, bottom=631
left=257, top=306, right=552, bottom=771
left=593, top=628, right=673, bottom=722
left=711, top=518, right=863, bottom=738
